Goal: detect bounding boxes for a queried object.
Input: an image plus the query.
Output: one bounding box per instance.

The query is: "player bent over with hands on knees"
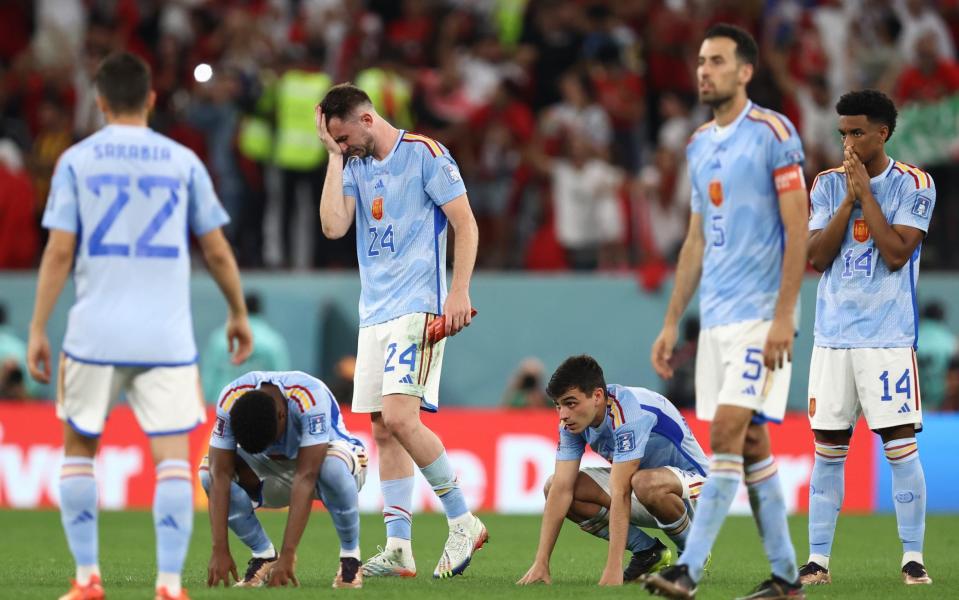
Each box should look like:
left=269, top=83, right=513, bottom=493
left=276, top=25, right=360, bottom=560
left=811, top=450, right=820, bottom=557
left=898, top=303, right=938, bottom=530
left=802, top=90, right=934, bottom=587
left=316, top=83, right=486, bottom=580
left=517, top=355, right=709, bottom=587
left=202, top=371, right=368, bottom=589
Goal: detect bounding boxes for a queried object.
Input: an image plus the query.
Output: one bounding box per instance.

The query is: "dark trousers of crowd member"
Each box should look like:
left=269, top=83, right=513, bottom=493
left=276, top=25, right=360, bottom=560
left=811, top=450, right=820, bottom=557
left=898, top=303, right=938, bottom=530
left=279, top=164, right=357, bottom=268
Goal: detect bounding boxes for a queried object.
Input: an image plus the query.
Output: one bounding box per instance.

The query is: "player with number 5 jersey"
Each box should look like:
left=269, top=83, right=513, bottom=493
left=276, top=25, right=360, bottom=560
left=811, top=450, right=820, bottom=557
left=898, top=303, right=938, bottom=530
left=26, top=53, right=252, bottom=600
left=646, top=25, right=807, bottom=600
left=802, top=90, right=934, bottom=587
left=317, top=84, right=485, bottom=581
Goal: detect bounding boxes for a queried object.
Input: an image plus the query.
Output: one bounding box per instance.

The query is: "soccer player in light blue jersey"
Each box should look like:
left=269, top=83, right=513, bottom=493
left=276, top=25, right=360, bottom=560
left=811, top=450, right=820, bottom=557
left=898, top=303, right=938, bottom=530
left=646, top=25, right=808, bottom=600
left=316, top=84, right=485, bottom=579
left=26, top=53, right=252, bottom=600
left=201, top=371, right=368, bottom=589
left=802, top=90, right=934, bottom=587
left=517, top=355, right=709, bottom=587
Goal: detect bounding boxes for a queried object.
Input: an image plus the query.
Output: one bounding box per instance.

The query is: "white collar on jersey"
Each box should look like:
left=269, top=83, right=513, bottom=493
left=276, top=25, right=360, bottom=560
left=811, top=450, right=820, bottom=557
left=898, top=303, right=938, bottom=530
left=712, top=100, right=753, bottom=141
left=871, top=157, right=895, bottom=183
left=372, top=129, right=405, bottom=167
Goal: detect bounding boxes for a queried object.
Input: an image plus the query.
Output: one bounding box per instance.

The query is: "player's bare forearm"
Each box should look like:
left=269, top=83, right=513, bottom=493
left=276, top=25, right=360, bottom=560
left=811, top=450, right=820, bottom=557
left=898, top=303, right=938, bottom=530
left=319, top=154, right=355, bottom=239
left=198, top=228, right=247, bottom=317
left=442, top=194, right=479, bottom=294
left=664, top=213, right=704, bottom=328
left=280, top=444, right=326, bottom=556
left=279, top=474, right=317, bottom=557
left=29, top=230, right=76, bottom=333
left=808, top=200, right=854, bottom=271
left=208, top=450, right=236, bottom=552
left=531, top=460, right=579, bottom=566
left=859, top=192, right=922, bottom=271
left=532, top=483, right=573, bottom=565
left=603, top=462, right=636, bottom=583
left=773, top=189, right=808, bottom=322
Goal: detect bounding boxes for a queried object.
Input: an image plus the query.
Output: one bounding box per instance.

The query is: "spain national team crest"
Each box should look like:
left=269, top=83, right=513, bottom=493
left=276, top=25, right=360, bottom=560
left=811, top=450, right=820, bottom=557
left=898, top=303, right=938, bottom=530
left=708, top=180, right=723, bottom=206
left=372, top=197, right=383, bottom=220
left=853, top=218, right=869, bottom=242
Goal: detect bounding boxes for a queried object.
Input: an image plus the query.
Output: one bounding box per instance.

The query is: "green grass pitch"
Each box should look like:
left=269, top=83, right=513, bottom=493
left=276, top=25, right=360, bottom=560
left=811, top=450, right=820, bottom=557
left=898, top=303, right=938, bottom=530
left=4, top=510, right=957, bottom=599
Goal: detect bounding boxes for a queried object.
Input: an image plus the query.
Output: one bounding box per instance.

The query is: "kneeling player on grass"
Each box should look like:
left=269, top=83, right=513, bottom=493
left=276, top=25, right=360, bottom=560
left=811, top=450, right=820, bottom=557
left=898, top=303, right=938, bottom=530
left=517, top=355, right=709, bottom=587
left=201, top=371, right=368, bottom=589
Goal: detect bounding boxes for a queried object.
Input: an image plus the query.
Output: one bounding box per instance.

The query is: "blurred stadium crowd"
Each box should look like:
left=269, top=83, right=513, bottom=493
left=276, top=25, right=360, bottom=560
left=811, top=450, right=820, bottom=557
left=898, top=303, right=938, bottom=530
left=1, top=0, right=959, bottom=273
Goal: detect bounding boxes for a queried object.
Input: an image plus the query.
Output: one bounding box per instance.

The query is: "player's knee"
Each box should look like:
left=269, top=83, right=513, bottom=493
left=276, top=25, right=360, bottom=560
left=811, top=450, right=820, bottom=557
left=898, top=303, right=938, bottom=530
left=630, top=471, right=663, bottom=506
left=709, top=420, right=745, bottom=454
left=543, top=474, right=554, bottom=499
left=371, top=418, right=395, bottom=446
left=198, top=457, right=212, bottom=494
left=381, top=411, right=418, bottom=442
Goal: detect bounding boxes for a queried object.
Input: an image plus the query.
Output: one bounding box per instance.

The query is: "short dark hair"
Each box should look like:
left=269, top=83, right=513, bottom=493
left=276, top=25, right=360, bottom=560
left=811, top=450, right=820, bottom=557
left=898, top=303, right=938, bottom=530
left=95, top=52, right=151, bottom=114
left=230, top=390, right=277, bottom=453
left=547, top=355, right=607, bottom=400
left=703, top=23, right=759, bottom=66
left=319, top=83, right=373, bottom=122
left=835, top=89, right=898, bottom=140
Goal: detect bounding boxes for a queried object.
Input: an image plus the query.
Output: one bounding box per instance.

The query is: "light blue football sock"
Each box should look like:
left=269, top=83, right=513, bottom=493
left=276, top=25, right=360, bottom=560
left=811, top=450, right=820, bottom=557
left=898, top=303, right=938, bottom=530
left=884, top=438, right=925, bottom=556
left=198, top=465, right=272, bottom=554
left=678, top=454, right=743, bottom=582
left=316, top=455, right=360, bottom=554
left=745, top=456, right=799, bottom=582
left=154, top=460, right=194, bottom=577
left=59, top=457, right=99, bottom=572
left=381, top=476, right=414, bottom=540
left=808, top=442, right=848, bottom=566
left=420, top=452, right=469, bottom=520
left=657, top=507, right=691, bottom=552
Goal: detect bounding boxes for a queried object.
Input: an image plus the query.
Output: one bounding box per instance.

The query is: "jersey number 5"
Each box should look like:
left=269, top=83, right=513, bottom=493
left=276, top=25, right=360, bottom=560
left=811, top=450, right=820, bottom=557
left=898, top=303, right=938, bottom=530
left=86, top=174, right=180, bottom=258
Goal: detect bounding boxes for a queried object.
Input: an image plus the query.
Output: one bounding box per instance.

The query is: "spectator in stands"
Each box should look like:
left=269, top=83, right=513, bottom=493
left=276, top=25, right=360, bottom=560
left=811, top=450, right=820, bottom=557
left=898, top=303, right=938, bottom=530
left=895, top=30, right=959, bottom=104
left=896, top=0, right=955, bottom=66
left=0, top=139, right=37, bottom=269
left=540, top=69, right=612, bottom=157
left=528, top=130, right=626, bottom=271
left=501, top=357, right=550, bottom=409
left=0, top=302, right=39, bottom=399
left=942, top=357, right=959, bottom=412
left=917, top=301, right=957, bottom=411
left=664, top=316, right=699, bottom=411
left=201, top=292, right=291, bottom=403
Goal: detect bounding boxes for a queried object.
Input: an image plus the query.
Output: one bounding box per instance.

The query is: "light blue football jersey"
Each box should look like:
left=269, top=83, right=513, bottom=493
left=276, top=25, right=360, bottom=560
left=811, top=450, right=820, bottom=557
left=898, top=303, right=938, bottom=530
left=209, top=370, right=363, bottom=457
left=808, top=158, right=935, bottom=348
left=41, top=124, right=229, bottom=365
left=687, top=101, right=805, bottom=329
left=342, top=131, right=466, bottom=327
left=556, top=384, right=709, bottom=475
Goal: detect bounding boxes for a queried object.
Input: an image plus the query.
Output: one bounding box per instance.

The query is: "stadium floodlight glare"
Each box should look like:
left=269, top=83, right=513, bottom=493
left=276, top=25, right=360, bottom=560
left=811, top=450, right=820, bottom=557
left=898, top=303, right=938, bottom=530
left=193, top=63, right=213, bottom=83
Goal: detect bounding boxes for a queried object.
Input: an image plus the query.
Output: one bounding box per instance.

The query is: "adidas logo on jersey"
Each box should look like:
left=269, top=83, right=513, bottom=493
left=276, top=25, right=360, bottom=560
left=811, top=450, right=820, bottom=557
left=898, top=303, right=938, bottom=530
left=742, top=385, right=757, bottom=396
left=398, top=374, right=414, bottom=385
left=898, top=403, right=911, bottom=414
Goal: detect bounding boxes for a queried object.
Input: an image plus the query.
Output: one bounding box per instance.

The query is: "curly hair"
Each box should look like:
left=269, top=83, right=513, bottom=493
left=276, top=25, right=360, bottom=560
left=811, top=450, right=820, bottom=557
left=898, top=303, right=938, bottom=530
left=230, top=389, right=277, bottom=453
left=547, top=355, right=607, bottom=400
left=836, top=89, right=898, bottom=140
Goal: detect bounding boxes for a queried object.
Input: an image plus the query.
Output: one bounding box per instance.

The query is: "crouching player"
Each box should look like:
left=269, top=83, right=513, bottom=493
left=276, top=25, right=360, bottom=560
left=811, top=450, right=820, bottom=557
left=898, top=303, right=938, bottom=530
left=517, top=355, right=709, bottom=587
left=201, top=371, right=368, bottom=589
